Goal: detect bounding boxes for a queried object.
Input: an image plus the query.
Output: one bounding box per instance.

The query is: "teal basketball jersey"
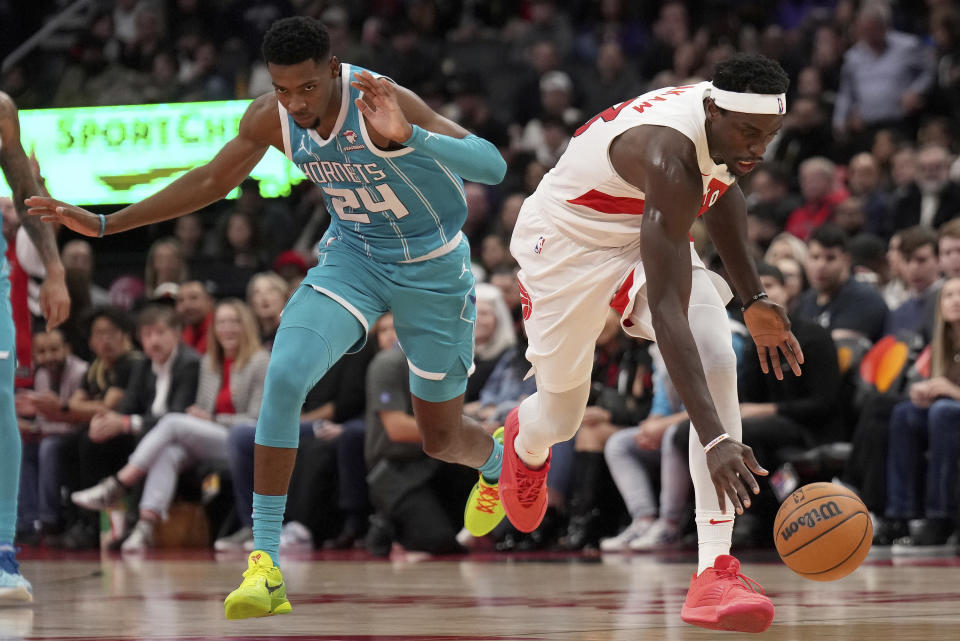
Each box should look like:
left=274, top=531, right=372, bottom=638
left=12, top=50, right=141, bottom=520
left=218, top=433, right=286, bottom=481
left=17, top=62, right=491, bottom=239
left=278, top=64, right=468, bottom=263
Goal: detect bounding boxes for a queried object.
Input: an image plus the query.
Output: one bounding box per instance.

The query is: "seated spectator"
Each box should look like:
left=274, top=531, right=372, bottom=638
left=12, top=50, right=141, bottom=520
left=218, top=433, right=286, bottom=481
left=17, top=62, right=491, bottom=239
left=71, top=300, right=265, bottom=551
left=764, top=231, right=808, bottom=267
left=884, top=226, right=941, bottom=340
left=849, top=232, right=890, bottom=288
left=60, top=240, right=111, bottom=308
left=785, top=157, right=848, bottom=241
left=144, top=238, right=189, bottom=301
left=463, top=283, right=516, bottom=406
left=15, top=330, right=88, bottom=540
left=883, top=230, right=911, bottom=310
left=773, top=256, right=807, bottom=311
left=602, top=343, right=688, bottom=552
left=218, top=211, right=267, bottom=272
left=831, top=196, right=867, bottom=237
left=745, top=166, right=799, bottom=233
left=176, top=281, right=214, bottom=354
left=795, top=224, right=889, bottom=342
left=938, top=218, right=960, bottom=279
left=272, top=251, right=309, bottom=294
left=891, top=144, right=960, bottom=232
left=364, top=312, right=473, bottom=556
left=884, top=276, right=960, bottom=550
left=832, top=2, right=934, bottom=151
left=56, top=307, right=143, bottom=548
left=246, top=272, right=288, bottom=350
left=772, top=96, right=834, bottom=180
left=846, top=152, right=893, bottom=239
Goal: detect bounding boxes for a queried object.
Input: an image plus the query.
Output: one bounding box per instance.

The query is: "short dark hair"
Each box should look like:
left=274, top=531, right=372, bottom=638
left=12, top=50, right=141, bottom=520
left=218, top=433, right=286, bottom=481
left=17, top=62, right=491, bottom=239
left=848, top=232, right=887, bottom=271
left=138, top=304, right=183, bottom=332
left=756, top=261, right=785, bottom=285
left=712, top=53, right=790, bottom=95
left=899, top=225, right=939, bottom=258
left=87, top=305, right=133, bottom=337
left=262, top=17, right=330, bottom=65
left=808, top=224, right=849, bottom=252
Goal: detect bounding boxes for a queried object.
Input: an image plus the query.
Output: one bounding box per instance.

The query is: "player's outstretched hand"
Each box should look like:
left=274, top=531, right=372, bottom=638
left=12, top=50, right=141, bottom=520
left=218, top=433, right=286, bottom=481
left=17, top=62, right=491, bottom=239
left=350, top=70, right=412, bottom=143
left=743, top=299, right=804, bottom=380
left=25, top=196, right=101, bottom=237
left=706, top=438, right=767, bottom=515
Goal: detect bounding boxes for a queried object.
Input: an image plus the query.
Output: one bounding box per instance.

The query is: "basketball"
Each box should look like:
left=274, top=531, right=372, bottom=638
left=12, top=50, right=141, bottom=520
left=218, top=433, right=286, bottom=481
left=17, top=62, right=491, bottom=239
left=773, top=482, right=872, bottom=581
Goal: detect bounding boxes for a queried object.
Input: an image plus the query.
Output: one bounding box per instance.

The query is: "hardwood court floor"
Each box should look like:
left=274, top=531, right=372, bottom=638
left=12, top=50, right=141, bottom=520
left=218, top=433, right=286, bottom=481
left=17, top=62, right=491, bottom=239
left=5, top=547, right=960, bottom=641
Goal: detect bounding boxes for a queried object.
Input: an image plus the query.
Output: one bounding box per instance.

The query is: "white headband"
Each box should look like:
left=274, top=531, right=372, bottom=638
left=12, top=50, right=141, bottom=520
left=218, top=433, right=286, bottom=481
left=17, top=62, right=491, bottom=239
left=709, top=84, right=786, bottom=115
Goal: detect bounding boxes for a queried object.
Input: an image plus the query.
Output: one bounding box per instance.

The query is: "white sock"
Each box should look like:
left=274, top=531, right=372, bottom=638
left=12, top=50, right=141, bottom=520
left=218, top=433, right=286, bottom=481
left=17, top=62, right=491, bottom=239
left=513, top=380, right=590, bottom=469
left=515, top=433, right=549, bottom=468
left=684, top=290, right=743, bottom=576
left=695, top=511, right=734, bottom=574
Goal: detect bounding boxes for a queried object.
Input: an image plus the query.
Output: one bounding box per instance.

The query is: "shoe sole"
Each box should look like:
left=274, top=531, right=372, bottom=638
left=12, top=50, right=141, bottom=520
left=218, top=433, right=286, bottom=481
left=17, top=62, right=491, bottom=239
left=224, top=595, right=291, bottom=620
left=681, top=600, right=775, bottom=633
left=500, top=408, right=548, bottom=533
left=0, top=586, right=34, bottom=603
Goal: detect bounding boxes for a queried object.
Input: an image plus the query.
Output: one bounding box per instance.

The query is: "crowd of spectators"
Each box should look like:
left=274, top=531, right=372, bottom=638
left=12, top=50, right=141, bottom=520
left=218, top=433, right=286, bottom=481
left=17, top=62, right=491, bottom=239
left=4, top=0, right=960, bottom=555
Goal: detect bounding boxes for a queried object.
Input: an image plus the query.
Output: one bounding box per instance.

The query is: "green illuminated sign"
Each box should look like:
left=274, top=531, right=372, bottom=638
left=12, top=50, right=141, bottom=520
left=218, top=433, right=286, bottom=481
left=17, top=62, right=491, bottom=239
left=0, top=101, right=304, bottom=206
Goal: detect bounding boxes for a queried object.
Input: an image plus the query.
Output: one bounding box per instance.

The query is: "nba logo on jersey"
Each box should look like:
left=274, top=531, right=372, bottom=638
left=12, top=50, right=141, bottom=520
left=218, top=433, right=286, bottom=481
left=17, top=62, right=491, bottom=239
left=534, top=236, right=546, bottom=254
left=342, top=129, right=364, bottom=151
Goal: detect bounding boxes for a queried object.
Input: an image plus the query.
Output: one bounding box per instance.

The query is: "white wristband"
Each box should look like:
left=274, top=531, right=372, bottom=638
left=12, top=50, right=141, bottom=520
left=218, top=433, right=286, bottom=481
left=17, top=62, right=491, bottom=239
left=703, top=432, right=731, bottom=454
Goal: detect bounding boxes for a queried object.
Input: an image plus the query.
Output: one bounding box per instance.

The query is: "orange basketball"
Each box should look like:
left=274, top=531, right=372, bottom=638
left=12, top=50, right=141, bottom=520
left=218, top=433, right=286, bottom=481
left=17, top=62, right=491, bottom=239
left=773, top=482, right=872, bottom=581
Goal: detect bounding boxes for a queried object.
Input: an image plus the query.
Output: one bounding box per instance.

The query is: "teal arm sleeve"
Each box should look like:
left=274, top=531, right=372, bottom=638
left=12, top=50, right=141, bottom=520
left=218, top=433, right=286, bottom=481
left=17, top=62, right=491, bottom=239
left=402, top=125, right=507, bottom=185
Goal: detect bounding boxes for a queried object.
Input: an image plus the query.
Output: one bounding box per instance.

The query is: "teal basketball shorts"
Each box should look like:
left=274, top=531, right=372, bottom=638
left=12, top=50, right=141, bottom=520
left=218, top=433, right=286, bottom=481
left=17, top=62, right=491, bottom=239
left=299, top=234, right=476, bottom=403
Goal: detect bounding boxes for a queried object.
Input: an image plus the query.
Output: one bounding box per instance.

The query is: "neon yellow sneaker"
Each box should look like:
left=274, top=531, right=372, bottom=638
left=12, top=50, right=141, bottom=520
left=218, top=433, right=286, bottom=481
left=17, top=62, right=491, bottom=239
left=464, top=426, right=506, bottom=536
left=224, top=550, right=292, bottom=620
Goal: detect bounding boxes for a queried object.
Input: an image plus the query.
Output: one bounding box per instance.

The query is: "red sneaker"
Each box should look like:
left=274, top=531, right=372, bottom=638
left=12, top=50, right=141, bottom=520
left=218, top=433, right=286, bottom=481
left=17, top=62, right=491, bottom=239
left=680, top=555, right=775, bottom=633
left=499, top=407, right=550, bottom=533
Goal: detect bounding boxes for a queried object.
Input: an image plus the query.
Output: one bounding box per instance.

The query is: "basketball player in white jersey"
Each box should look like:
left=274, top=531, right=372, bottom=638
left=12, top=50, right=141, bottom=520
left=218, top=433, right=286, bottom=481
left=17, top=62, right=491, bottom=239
left=498, top=54, right=802, bottom=633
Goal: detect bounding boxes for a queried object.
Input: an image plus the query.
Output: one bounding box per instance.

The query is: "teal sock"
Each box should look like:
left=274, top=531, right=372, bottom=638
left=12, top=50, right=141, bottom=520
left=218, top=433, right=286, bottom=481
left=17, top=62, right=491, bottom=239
left=477, top=435, right=503, bottom=484
left=252, top=493, right=285, bottom=565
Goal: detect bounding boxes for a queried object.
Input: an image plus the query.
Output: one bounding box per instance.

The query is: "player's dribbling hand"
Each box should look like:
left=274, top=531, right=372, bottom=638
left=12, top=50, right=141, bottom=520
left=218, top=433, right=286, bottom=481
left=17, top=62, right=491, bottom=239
left=743, top=300, right=804, bottom=380
left=25, top=196, right=101, bottom=237
left=350, top=70, right=413, bottom=143
left=706, top=438, right=767, bottom=515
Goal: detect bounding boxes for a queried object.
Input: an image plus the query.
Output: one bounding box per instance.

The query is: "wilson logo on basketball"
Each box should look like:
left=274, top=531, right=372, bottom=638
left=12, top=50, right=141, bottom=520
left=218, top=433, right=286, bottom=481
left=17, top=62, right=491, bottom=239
left=780, top=501, right=843, bottom=542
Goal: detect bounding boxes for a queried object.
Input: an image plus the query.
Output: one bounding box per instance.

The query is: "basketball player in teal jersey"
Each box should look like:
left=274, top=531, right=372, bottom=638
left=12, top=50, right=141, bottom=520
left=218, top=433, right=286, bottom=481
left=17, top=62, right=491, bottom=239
left=0, top=92, right=70, bottom=603
left=28, top=17, right=507, bottom=619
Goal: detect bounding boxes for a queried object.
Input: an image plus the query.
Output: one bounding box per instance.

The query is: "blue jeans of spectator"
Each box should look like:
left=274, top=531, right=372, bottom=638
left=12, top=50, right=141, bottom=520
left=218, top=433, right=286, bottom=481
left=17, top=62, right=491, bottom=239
left=887, top=398, right=960, bottom=520
left=18, top=434, right=72, bottom=530
left=227, top=419, right=368, bottom=527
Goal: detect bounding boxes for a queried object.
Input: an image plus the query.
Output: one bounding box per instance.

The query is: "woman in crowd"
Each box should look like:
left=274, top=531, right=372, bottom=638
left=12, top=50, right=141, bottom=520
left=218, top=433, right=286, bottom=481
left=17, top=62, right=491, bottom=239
left=70, top=300, right=269, bottom=550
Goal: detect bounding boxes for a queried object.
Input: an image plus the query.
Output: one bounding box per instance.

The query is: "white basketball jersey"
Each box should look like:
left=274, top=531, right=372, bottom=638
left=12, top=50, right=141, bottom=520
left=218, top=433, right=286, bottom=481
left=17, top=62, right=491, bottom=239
left=528, top=81, right=736, bottom=247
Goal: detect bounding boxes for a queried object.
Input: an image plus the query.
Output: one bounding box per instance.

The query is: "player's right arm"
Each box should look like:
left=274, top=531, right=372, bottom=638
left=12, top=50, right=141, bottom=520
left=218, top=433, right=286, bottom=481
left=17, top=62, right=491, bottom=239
left=26, top=95, right=281, bottom=236
left=612, top=126, right=764, bottom=514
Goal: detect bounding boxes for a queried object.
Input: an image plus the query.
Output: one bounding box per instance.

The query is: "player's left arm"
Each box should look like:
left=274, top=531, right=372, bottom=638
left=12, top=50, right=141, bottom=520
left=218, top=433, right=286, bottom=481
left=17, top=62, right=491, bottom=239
left=350, top=70, right=506, bottom=185
left=0, top=93, right=69, bottom=330
left=704, top=185, right=802, bottom=379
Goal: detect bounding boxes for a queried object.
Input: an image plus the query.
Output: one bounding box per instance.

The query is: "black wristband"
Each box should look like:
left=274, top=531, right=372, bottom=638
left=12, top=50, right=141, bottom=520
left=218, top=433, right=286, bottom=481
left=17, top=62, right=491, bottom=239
left=740, top=292, right=768, bottom=312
